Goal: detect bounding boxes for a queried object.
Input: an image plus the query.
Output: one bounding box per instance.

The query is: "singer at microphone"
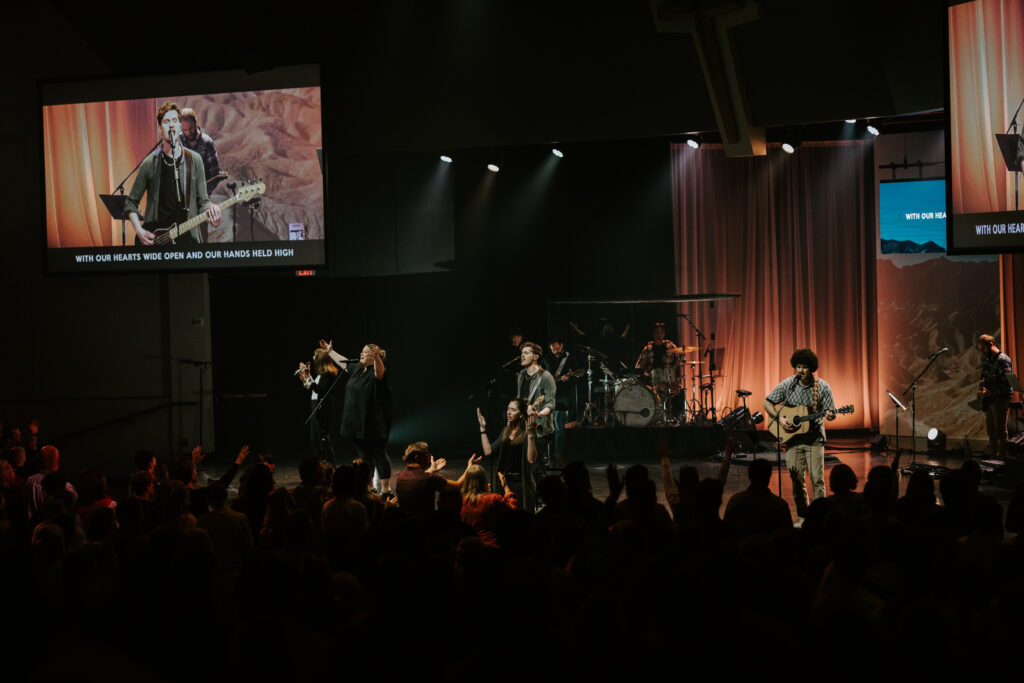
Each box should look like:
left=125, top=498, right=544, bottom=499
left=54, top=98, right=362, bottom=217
left=124, top=101, right=221, bottom=246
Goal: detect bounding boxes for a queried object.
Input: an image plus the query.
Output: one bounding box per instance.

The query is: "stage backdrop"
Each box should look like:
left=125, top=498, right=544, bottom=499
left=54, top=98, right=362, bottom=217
left=670, top=141, right=878, bottom=431
left=874, top=131, right=1001, bottom=449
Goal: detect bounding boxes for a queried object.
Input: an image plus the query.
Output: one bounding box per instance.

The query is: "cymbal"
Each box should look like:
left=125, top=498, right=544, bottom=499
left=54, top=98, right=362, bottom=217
left=579, top=345, right=608, bottom=361
left=666, top=346, right=698, bottom=354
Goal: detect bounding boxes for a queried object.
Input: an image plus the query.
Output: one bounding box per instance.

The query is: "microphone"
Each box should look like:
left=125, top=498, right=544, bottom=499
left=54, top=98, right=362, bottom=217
left=931, top=347, right=949, bottom=357
left=294, top=364, right=308, bottom=376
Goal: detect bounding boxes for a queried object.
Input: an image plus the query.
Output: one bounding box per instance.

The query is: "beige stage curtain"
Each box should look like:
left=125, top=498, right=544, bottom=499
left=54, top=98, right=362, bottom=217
left=43, top=98, right=157, bottom=247
left=671, top=141, right=878, bottom=430
left=949, top=0, right=1024, bottom=214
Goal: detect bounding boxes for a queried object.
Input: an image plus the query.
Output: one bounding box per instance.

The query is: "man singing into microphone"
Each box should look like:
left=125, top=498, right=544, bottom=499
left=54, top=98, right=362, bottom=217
left=125, top=101, right=221, bottom=245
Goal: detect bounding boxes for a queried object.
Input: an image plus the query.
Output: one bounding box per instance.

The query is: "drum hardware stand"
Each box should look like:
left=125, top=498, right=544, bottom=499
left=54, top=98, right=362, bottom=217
left=580, top=353, right=599, bottom=426
left=680, top=313, right=716, bottom=421
left=599, top=363, right=617, bottom=426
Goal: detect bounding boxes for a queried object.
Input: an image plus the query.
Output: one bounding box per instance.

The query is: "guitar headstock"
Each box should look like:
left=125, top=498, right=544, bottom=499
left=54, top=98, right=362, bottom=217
left=236, top=179, right=267, bottom=204
left=835, top=405, right=854, bottom=415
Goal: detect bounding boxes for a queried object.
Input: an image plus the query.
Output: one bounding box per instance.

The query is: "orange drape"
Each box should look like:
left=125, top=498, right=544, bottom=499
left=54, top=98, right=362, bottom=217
left=949, top=0, right=1024, bottom=214
left=43, top=98, right=157, bottom=247
left=671, top=141, right=878, bottom=431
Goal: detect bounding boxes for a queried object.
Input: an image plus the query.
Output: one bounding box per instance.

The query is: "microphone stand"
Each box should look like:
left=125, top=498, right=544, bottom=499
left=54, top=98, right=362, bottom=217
left=1006, top=95, right=1024, bottom=210
left=112, top=140, right=162, bottom=245
left=227, top=182, right=238, bottom=242
left=901, top=351, right=943, bottom=462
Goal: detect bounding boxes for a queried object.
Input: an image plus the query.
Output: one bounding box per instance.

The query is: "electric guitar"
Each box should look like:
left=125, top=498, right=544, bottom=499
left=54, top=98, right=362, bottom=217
left=135, top=181, right=266, bottom=245
left=769, top=404, right=854, bottom=443
left=528, top=393, right=554, bottom=436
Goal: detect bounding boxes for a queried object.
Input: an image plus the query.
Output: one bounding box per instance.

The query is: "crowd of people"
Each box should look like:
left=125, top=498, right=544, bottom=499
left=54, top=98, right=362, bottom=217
left=1, top=417, right=1024, bottom=678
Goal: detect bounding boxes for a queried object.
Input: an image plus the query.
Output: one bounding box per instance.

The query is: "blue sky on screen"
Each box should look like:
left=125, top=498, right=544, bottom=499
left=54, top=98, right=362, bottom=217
left=879, top=179, right=946, bottom=250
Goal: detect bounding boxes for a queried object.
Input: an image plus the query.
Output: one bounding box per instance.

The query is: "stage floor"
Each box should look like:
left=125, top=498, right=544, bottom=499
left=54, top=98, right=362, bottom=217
left=203, top=437, right=1018, bottom=526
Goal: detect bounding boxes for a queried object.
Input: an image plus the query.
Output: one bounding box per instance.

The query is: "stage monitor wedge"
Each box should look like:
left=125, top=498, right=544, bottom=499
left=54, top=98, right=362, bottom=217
left=40, top=65, right=326, bottom=274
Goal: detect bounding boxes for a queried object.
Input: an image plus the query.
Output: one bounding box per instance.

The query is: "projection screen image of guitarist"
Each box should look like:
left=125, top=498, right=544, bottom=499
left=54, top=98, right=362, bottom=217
left=41, top=85, right=324, bottom=273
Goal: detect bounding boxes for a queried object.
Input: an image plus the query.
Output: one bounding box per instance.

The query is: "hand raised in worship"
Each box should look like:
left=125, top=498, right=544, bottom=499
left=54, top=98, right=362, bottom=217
left=526, top=415, right=538, bottom=435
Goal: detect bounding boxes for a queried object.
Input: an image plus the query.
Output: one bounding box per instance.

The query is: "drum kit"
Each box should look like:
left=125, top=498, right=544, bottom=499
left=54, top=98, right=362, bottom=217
left=577, top=343, right=718, bottom=428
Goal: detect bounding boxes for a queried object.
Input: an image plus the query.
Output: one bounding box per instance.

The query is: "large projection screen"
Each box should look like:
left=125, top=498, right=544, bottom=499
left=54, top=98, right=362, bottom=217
left=41, top=65, right=326, bottom=273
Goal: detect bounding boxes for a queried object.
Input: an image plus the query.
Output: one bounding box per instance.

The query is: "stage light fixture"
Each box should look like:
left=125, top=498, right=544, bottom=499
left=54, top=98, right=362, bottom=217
left=440, top=155, right=453, bottom=163
left=685, top=134, right=702, bottom=149
left=926, top=427, right=947, bottom=456
left=867, top=124, right=880, bottom=136
left=781, top=128, right=802, bottom=154
left=552, top=148, right=564, bottom=158
left=487, top=164, right=499, bottom=173
left=845, top=119, right=857, bottom=124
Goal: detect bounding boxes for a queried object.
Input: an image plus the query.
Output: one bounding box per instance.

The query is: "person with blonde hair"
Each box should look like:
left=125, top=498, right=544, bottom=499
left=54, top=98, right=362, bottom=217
left=460, top=464, right=516, bottom=546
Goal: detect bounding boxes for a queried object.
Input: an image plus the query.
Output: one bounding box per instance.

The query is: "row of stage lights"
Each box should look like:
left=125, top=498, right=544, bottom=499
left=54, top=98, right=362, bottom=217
left=439, top=148, right=565, bottom=172
left=684, top=118, right=881, bottom=155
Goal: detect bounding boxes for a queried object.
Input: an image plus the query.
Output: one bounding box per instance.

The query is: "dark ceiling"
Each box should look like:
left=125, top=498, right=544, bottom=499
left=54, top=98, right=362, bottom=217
left=36, top=0, right=947, bottom=151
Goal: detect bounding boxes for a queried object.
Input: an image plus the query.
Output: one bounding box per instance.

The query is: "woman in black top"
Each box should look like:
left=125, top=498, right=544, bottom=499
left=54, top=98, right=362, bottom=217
left=328, top=342, right=394, bottom=497
left=298, top=347, right=343, bottom=466
left=476, top=399, right=538, bottom=511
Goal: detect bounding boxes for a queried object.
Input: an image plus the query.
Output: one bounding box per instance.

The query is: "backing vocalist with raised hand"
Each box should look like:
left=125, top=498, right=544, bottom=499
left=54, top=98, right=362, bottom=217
left=125, top=101, right=221, bottom=246
left=297, top=343, right=343, bottom=467
left=324, top=340, right=395, bottom=499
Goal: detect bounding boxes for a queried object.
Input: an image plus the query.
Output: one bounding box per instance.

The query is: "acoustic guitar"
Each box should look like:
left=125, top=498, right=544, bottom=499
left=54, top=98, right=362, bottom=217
left=769, top=404, right=854, bottom=443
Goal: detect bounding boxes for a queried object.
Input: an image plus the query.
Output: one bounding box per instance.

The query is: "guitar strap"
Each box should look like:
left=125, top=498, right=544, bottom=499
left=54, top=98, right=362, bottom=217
left=526, top=371, right=541, bottom=402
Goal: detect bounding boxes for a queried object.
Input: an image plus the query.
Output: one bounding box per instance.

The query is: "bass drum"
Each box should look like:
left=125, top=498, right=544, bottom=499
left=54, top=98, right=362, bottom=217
left=613, top=384, right=659, bottom=427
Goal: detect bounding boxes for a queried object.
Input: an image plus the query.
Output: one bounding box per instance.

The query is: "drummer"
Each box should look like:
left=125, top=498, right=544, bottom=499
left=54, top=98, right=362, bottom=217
left=635, top=322, right=683, bottom=388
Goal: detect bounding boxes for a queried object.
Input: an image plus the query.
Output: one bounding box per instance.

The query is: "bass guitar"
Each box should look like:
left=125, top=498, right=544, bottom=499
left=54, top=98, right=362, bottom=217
left=135, top=181, right=266, bottom=245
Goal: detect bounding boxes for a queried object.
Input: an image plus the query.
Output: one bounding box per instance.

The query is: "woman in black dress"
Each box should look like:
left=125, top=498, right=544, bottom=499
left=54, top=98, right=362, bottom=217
left=476, top=399, right=538, bottom=511
left=329, top=342, right=394, bottom=498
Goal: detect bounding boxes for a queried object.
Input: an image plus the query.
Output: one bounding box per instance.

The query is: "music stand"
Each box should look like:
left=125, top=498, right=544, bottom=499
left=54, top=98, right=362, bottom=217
left=996, top=133, right=1022, bottom=210
left=886, top=389, right=907, bottom=459
left=99, top=194, right=130, bottom=246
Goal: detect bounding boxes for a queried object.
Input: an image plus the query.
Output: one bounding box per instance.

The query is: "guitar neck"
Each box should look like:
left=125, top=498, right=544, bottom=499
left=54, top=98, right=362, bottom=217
left=167, top=193, right=246, bottom=241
